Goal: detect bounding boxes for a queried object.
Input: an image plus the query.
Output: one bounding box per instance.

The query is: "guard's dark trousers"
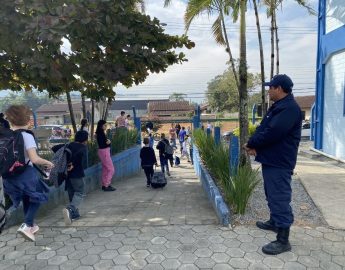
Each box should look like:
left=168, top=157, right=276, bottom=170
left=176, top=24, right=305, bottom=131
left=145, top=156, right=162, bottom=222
left=262, top=165, right=294, bottom=228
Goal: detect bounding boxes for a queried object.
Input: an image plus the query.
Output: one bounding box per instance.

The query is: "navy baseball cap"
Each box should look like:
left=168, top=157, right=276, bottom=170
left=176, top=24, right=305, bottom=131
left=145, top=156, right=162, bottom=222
left=264, top=74, right=294, bottom=93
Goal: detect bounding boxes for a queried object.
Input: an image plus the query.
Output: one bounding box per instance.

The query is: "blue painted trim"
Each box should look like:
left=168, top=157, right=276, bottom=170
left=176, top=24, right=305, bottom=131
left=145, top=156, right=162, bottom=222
left=214, top=127, right=220, bottom=145
left=320, top=26, right=345, bottom=64
left=314, top=0, right=326, bottom=150
left=311, top=103, right=315, bottom=141
left=193, top=147, right=230, bottom=226
left=229, top=135, right=239, bottom=176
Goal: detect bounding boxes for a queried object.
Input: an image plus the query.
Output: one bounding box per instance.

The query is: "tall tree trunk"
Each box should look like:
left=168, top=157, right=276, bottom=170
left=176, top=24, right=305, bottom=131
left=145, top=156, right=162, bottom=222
left=220, top=10, right=239, bottom=90
left=274, top=13, right=280, bottom=75
left=239, top=0, right=249, bottom=166
left=270, top=0, right=275, bottom=80
left=66, top=90, right=77, bottom=133
left=90, top=100, right=95, bottom=141
left=253, top=0, right=266, bottom=115
left=103, top=98, right=111, bottom=121
left=81, top=94, right=87, bottom=119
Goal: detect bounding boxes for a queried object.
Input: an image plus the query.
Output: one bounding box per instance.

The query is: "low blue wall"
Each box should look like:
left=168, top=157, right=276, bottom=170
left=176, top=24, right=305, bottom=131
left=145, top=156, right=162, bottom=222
left=7, top=145, right=141, bottom=226
left=193, top=147, right=231, bottom=226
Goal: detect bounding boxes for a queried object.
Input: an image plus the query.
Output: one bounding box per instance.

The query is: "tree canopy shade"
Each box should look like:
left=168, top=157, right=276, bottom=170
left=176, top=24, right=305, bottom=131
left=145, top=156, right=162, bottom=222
left=0, top=0, right=194, bottom=131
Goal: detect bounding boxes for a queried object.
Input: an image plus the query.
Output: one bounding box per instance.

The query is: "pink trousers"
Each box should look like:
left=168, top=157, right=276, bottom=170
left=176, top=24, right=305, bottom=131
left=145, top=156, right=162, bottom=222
left=98, top=148, right=115, bottom=187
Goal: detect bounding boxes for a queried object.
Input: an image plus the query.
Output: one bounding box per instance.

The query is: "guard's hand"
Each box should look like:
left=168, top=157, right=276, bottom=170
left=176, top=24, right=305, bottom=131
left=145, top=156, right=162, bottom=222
left=106, top=139, right=111, bottom=145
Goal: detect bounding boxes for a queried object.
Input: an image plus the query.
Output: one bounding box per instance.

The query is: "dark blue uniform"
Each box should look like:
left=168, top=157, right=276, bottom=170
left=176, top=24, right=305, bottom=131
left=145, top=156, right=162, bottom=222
left=247, top=94, right=302, bottom=228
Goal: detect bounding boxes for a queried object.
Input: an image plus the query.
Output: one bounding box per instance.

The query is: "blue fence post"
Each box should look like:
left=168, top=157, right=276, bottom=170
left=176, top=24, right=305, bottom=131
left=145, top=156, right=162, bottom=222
left=192, top=116, right=199, bottom=129
left=252, top=104, right=257, bottom=125
left=214, top=127, right=220, bottom=145
left=206, top=128, right=211, bottom=137
left=229, top=134, right=239, bottom=176
left=132, top=106, right=141, bottom=145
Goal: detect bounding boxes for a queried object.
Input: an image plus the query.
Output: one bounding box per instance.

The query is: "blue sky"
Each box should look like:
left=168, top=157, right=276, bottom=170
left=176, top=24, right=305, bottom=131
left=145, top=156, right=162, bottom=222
left=115, top=0, right=319, bottom=102
left=0, top=0, right=319, bottom=102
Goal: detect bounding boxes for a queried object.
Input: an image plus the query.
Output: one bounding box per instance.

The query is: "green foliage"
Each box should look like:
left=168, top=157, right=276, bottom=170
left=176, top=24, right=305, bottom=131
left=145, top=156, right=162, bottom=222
left=169, top=92, right=187, bottom=101
left=224, top=165, right=260, bottom=214
left=233, top=122, right=257, bottom=137
left=141, top=118, right=163, bottom=134
left=193, top=129, right=259, bottom=214
left=207, top=67, right=260, bottom=113
left=0, top=91, right=50, bottom=112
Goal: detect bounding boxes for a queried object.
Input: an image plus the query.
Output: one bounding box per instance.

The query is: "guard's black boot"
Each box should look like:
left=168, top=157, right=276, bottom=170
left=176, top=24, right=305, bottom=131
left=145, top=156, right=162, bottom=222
left=262, top=228, right=291, bottom=255
left=256, top=219, right=278, bottom=232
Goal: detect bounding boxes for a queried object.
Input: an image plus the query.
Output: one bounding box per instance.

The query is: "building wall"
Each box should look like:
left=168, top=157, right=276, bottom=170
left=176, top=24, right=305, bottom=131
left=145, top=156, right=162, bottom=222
left=108, top=109, right=146, bottom=120
left=323, top=50, right=345, bottom=159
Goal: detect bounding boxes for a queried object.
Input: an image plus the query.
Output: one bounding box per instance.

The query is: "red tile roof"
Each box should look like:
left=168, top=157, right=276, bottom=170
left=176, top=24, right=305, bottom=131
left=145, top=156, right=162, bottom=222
left=295, top=95, right=315, bottom=109
left=148, top=101, right=194, bottom=116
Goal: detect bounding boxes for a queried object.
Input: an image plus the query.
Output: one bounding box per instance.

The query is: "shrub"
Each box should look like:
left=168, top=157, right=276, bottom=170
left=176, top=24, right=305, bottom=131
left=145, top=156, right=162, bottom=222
left=193, top=128, right=259, bottom=215
left=232, top=122, right=257, bottom=137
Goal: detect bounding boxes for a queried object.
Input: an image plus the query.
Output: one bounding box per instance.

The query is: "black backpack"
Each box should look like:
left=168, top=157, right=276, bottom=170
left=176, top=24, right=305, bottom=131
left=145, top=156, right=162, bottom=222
left=0, top=128, right=30, bottom=178
left=0, top=202, right=5, bottom=234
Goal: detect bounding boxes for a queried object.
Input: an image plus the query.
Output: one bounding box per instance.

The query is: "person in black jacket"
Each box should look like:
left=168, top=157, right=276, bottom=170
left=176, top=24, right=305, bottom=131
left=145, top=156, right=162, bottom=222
left=156, top=133, right=171, bottom=176
left=0, top=113, right=10, bottom=129
left=244, top=74, right=302, bottom=255
left=140, top=137, right=158, bottom=187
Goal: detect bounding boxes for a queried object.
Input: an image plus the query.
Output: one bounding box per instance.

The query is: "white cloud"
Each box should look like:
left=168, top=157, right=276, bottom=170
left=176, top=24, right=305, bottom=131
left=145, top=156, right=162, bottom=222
left=116, top=0, right=319, bottom=101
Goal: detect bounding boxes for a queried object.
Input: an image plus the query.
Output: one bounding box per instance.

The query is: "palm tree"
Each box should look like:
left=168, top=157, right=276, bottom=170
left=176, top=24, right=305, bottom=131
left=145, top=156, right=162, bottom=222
left=179, top=0, right=239, bottom=89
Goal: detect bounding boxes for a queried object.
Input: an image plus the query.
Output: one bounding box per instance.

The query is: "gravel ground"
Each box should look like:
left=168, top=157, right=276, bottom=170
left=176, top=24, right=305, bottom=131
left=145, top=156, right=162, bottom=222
left=232, top=165, right=327, bottom=227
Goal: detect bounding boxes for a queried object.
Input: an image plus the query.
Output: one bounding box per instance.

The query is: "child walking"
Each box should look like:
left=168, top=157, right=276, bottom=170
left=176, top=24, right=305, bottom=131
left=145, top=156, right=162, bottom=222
left=140, top=138, right=158, bottom=187
left=2, top=105, right=53, bottom=241
left=95, top=120, right=116, bottom=191
left=62, top=131, right=88, bottom=225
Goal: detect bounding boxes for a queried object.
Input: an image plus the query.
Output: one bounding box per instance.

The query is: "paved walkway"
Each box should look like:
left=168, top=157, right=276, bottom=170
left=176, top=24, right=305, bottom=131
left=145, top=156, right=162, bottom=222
left=1, top=157, right=345, bottom=269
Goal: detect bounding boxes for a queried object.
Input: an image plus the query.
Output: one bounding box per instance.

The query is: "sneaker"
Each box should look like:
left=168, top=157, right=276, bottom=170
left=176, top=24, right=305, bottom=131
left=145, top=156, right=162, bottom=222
left=31, top=224, right=39, bottom=234
left=63, top=208, right=72, bottom=225
left=146, top=184, right=150, bottom=187
left=17, top=223, right=35, bottom=242
left=167, top=172, right=171, bottom=176
left=103, top=186, right=116, bottom=192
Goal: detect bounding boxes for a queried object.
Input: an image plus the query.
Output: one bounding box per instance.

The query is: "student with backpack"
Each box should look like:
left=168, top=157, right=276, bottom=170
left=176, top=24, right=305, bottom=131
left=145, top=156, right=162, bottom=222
left=0, top=105, right=53, bottom=241
left=140, top=137, right=158, bottom=187
left=156, top=133, right=172, bottom=176
left=95, top=120, right=116, bottom=192
left=52, top=131, right=88, bottom=225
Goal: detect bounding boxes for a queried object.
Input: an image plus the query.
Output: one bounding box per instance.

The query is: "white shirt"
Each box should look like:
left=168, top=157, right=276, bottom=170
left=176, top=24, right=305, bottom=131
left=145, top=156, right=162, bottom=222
left=21, top=132, right=37, bottom=166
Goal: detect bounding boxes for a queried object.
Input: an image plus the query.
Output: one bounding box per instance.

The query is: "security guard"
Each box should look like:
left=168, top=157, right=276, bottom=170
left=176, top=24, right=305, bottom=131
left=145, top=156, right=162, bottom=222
left=244, top=74, right=302, bottom=255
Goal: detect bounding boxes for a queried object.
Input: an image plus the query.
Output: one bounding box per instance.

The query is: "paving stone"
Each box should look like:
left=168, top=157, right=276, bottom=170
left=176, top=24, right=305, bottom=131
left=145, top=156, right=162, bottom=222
left=14, top=254, right=36, bottom=265
left=226, top=247, right=245, bottom=258
left=162, top=248, right=182, bottom=258
left=213, top=264, right=235, bottom=270
left=93, top=237, right=111, bottom=245
left=320, top=260, right=343, bottom=270
left=151, top=237, right=167, bottom=245
left=110, top=234, right=126, bottom=242
left=208, top=243, right=227, bottom=253
left=98, top=231, right=114, bottom=238
left=223, top=239, right=241, bottom=248
left=237, top=234, right=254, bottom=243
left=240, top=242, right=259, bottom=253
left=37, top=250, right=57, bottom=260
left=0, top=260, right=14, bottom=270
left=74, top=266, right=94, bottom=270
left=113, top=254, right=132, bottom=265
left=6, top=238, right=25, bottom=247
left=263, top=257, right=284, bottom=268
left=195, top=238, right=211, bottom=248
left=143, top=264, right=164, bottom=270
left=194, top=257, right=216, bottom=268
left=81, top=234, right=99, bottom=242
left=276, top=251, right=298, bottom=262
left=228, top=258, right=250, bottom=269
left=128, top=259, right=147, bottom=270
left=64, top=238, right=82, bottom=246
left=164, top=233, right=181, bottom=241
left=57, top=245, right=76, bottom=256
left=40, top=266, right=59, bottom=270
left=75, top=241, right=93, bottom=250
left=178, top=264, right=199, bottom=270
left=100, top=250, right=119, bottom=259
left=211, top=253, right=230, bottom=263
left=248, top=229, right=266, bottom=238
left=332, top=255, right=345, bottom=267
left=125, top=230, right=140, bottom=237
left=26, top=259, right=48, bottom=270
left=60, top=259, right=81, bottom=270
left=106, top=241, right=123, bottom=250
left=122, top=237, right=138, bottom=245
left=68, top=250, right=87, bottom=260
left=4, top=250, right=25, bottom=260
left=148, top=244, right=167, bottom=254
left=324, top=233, right=344, bottom=242
left=178, top=244, right=197, bottom=253
left=208, top=236, right=223, bottom=244
left=194, top=247, right=213, bottom=258
left=161, top=258, right=181, bottom=269
left=243, top=252, right=264, bottom=263
left=322, top=245, right=343, bottom=255
left=178, top=252, right=198, bottom=264
left=93, top=260, right=114, bottom=270
left=146, top=254, right=166, bottom=264
left=87, top=245, right=106, bottom=255
left=164, top=241, right=180, bottom=249
left=248, top=262, right=270, bottom=269
left=283, top=262, right=307, bottom=270
left=48, top=255, right=68, bottom=265
left=233, top=227, right=251, bottom=235
left=138, top=233, right=154, bottom=241
left=179, top=236, right=196, bottom=244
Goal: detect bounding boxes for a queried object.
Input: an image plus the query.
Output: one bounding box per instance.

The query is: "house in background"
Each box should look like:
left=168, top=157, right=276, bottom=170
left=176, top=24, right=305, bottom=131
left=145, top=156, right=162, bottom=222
left=295, top=95, right=315, bottom=120
left=314, top=1, right=345, bottom=159
left=148, top=101, right=194, bottom=118
left=107, top=99, right=168, bottom=120
left=36, top=102, right=100, bottom=126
